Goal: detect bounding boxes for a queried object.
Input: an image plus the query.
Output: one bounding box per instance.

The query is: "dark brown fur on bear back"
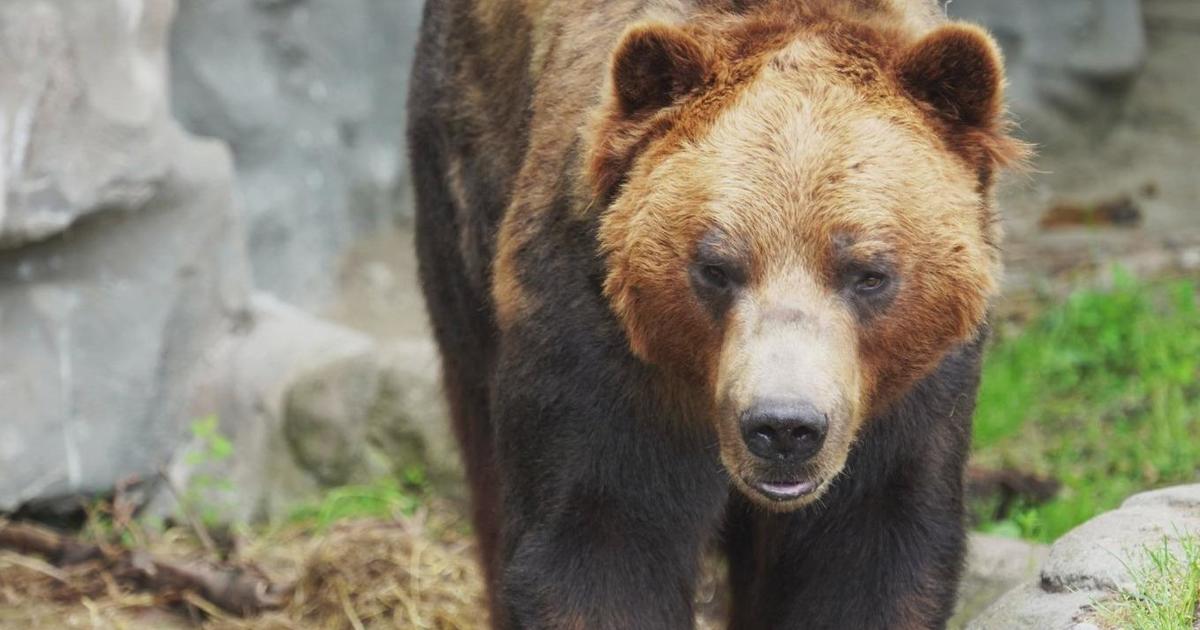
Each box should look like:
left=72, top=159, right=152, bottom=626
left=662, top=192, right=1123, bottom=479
left=409, top=1, right=1006, bottom=628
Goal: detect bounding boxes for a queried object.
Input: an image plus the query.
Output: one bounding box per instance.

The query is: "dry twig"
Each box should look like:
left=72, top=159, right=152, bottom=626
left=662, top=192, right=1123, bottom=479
left=0, top=519, right=291, bottom=617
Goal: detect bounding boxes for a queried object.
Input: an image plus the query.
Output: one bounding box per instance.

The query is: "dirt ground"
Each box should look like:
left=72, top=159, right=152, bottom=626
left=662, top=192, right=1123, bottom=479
left=0, top=502, right=483, bottom=630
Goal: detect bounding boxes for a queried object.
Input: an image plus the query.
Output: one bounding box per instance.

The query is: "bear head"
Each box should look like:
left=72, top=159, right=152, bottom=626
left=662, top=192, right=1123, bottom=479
left=588, top=6, right=1027, bottom=510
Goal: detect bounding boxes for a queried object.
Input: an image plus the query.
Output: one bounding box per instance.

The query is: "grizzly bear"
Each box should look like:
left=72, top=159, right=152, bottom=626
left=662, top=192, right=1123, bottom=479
left=408, top=0, right=1025, bottom=627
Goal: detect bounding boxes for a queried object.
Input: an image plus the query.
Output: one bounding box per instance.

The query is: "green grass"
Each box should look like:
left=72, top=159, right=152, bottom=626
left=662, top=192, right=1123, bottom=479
left=286, top=467, right=428, bottom=531
left=1092, top=534, right=1200, bottom=630
left=972, top=271, right=1200, bottom=542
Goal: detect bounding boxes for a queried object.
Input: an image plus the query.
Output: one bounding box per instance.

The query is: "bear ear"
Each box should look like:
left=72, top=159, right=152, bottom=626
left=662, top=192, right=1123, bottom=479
left=610, top=23, right=711, bottom=118
left=589, top=24, right=713, bottom=200
left=897, top=24, right=1005, bottom=129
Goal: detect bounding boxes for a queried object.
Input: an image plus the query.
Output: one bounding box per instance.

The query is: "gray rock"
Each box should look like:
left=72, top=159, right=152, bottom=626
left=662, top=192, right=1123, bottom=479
left=0, top=0, right=449, bottom=519
left=951, top=534, right=1049, bottom=629
left=967, top=583, right=1102, bottom=630
left=168, top=0, right=423, bottom=309
left=0, top=0, right=251, bottom=511
left=284, top=353, right=385, bottom=487
left=1041, top=504, right=1200, bottom=593
left=375, top=338, right=459, bottom=484
left=1120, top=484, right=1200, bottom=511
left=967, top=485, right=1200, bottom=629
left=154, top=295, right=455, bottom=524
left=0, top=0, right=181, bottom=248
left=283, top=336, right=457, bottom=490
left=160, top=294, right=375, bottom=522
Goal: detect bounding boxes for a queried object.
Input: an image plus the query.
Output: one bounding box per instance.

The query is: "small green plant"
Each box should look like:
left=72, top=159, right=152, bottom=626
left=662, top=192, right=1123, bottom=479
left=1092, top=533, right=1200, bottom=630
left=184, top=415, right=236, bottom=526
left=981, top=507, right=1044, bottom=540
left=972, top=272, right=1200, bottom=541
left=187, top=415, right=233, bottom=465
left=288, top=470, right=427, bottom=531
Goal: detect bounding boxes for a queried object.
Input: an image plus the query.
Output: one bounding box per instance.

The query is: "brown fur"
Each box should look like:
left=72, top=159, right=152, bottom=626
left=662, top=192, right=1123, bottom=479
left=589, top=3, right=1025, bottom=455
left=413, top=0, right=1027, bottom=625
left=588, top=8, right=1022, bottom=506
left=488, top=0, right=1027, bottom=520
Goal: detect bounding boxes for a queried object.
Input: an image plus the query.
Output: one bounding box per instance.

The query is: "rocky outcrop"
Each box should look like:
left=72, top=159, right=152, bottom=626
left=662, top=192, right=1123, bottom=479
left=168, top=0, right=423, bottom=309
left=968, top=485, right=1200, bottom=629
left=0, top=0, right=445, bottom=518
left=0, top=0, right=250, bottom=511
left=0, top=0, right=178, bottom=247
left=153, top=295, right=455, bottom=524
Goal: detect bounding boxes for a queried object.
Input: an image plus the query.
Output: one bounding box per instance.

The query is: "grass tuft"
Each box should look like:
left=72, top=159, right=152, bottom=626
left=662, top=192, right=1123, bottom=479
left=287, top=469, right=427, bottom=532
left=1092, top=533, right=1200, bottom=630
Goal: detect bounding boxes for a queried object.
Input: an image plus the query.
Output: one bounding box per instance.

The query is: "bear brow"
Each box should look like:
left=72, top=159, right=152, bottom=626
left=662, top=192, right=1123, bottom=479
left=842, top=239, right=893, bottom=259
left=695, top=230, right=748, bottom=261
left=831, top=235, right=896, bottom=267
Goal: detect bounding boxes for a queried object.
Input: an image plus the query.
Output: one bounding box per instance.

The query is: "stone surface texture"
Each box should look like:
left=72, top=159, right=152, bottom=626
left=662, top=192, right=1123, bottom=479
left=151, top=295, right=453, bottom=524
left=0, top=0, right=442, bottom=516
left=0, top=0, right=179, bottom=247
left=168, top=0, right=423, bottom=309
left=0, top=0, right=250, bottom=511
left=947, top=0, right=1146, bottom=140
left=950, top=534, right=1049, bottom=628
left=967, top=484, right=1200, bottom=629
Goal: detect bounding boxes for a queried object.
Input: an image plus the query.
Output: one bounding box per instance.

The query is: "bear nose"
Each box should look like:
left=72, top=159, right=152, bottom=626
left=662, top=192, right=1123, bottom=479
left=741, top=401, right=828, bottom=462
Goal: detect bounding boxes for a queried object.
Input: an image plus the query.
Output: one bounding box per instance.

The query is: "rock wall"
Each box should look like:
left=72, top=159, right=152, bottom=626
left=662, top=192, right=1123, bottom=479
left=961, top=0, right=1200, bottom=296
left=0, top=0, right=249, bottom=510
left=159, top=295, right=456, bottom=524
left=0, top=0, right=445, bottom=519
left=169, top=0, right=423, bottom=309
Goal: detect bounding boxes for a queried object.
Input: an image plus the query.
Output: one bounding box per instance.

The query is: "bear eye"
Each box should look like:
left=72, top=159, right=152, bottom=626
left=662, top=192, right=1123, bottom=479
left=854, top=272, right=889, bottom=294
left=700, top=264, right=730, bottom=289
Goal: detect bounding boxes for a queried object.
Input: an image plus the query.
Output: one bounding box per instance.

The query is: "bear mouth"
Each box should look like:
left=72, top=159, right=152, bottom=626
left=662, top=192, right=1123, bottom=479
left=752, top=478, right=820, bottom=502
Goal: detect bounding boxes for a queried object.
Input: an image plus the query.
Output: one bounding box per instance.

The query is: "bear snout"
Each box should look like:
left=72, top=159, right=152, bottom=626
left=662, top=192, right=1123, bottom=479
left=739, top=399, right=828, bottom=463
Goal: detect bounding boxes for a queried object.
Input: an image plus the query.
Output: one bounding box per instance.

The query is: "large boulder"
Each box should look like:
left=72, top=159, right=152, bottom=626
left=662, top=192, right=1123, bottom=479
left=168, top=0, right=424, bottom=309
left=0, top=0, right=178, bottom=247
left=968, top=485, right=1200, bottom=629
left=155, top=295, right=456, bottom=524
left=0, top=0, right=250, bottom=510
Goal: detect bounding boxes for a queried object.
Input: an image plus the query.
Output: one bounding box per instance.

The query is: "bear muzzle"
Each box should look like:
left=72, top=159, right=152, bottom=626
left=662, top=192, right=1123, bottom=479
left=740, top=399, right=829, bottom=464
